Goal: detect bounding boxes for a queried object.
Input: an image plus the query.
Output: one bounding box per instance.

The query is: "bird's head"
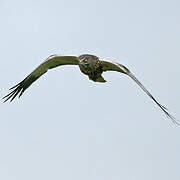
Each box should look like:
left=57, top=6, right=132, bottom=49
left=78, top=54, right=99, bottom=67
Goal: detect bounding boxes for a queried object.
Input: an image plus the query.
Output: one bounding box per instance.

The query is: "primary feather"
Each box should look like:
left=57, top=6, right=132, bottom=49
left=100, top=60, right=179, bottom=125
left=2, top=55, right=78, bottom=102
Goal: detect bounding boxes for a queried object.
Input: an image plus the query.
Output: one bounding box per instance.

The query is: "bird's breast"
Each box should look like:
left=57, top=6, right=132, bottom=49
left=79, top=64, right=92, bottom=75
left=79, top=63, right=103, bottom=81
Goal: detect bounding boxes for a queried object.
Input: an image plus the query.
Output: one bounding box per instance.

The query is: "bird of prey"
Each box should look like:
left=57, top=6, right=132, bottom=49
left=3, top=54, right=178, bottom=124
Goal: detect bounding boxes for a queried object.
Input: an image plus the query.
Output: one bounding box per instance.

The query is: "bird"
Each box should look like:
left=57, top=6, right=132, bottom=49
left=2, top=54, right=179, bottom=125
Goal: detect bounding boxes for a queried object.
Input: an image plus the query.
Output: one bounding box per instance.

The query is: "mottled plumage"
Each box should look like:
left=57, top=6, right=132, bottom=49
left=2, top=54, right=179, bottom=125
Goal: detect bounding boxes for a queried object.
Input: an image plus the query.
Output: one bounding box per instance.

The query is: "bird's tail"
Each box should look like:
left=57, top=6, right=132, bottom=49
left=94, top=76, right=106, bottom=83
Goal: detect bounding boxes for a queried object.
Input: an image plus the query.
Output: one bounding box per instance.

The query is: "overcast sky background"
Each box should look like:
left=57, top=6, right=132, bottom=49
left=0, top=0, right=180, bottom=179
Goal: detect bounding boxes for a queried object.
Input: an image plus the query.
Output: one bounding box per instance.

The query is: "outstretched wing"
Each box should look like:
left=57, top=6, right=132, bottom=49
left=3, top=55, right=79, bottom=102
left=100, top=60, right=179, bottom=125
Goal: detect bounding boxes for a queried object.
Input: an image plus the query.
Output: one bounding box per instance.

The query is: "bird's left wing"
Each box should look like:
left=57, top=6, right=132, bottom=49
left=3, top=55, right=78, bottom=102
left=100, top=60, right=179, bottom=125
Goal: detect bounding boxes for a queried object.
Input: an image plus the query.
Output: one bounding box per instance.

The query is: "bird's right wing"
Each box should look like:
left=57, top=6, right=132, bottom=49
left=100, top=60, right=179, bottom=125
left=3, top=54, right=79, bottom=102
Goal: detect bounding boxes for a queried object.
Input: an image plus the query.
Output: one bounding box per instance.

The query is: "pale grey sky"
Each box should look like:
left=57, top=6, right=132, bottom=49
left=0, top=0, right=180, bottom=179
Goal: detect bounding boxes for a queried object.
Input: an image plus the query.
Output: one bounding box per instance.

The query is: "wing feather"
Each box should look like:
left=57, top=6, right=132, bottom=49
left=100, top=60, right=179, bottom=125
left=3, top=55, right=78, bottom=102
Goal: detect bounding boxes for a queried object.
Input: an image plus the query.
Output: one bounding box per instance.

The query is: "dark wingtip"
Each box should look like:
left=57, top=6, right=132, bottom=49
left=165, top=112, right=179, bottom=126
left=2, top=82, right=24, bottom=103
left=9, top=83, right=21, bottom=90
left=159, top=104, right=180, bottom=126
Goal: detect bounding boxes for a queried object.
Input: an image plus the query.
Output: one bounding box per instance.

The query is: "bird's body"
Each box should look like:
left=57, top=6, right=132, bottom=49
left=78, top=54, right=105, bottom=82
left=3, top=53, right=179, bottom=125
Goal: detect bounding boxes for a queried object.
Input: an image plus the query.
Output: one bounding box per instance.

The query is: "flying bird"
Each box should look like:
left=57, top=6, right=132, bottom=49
left=3, top=54, right=178, bottom=124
